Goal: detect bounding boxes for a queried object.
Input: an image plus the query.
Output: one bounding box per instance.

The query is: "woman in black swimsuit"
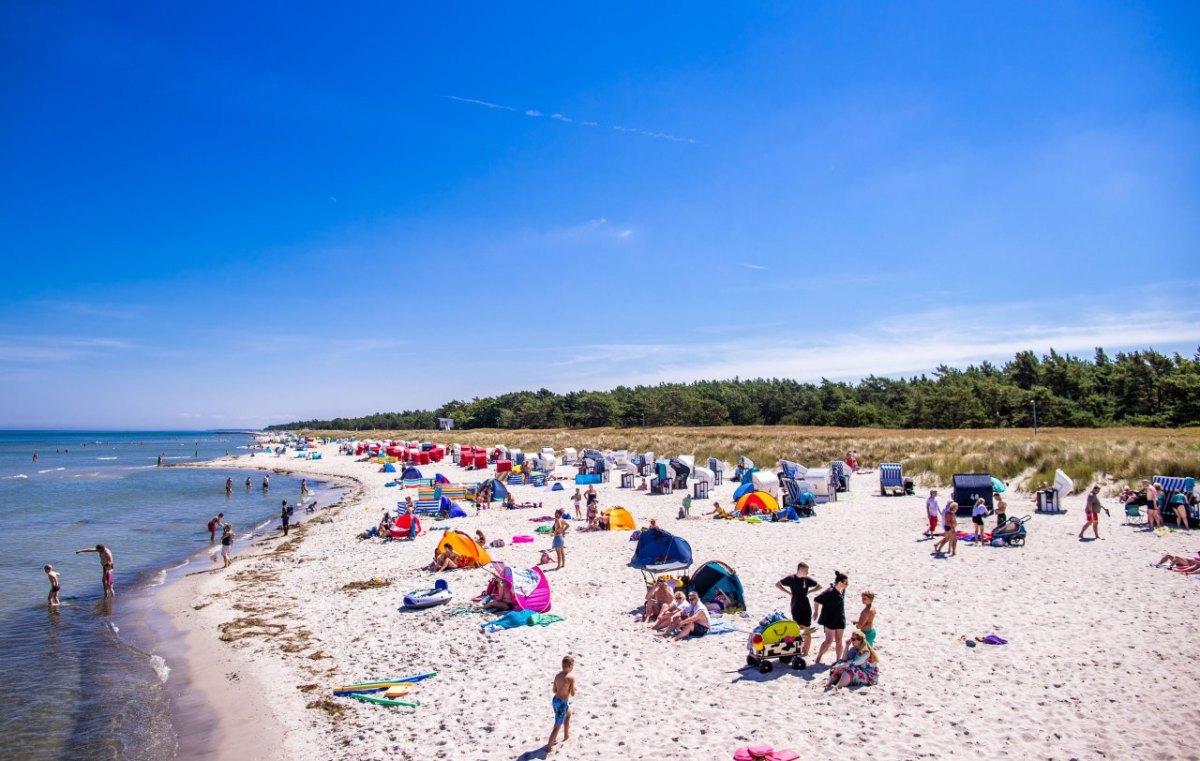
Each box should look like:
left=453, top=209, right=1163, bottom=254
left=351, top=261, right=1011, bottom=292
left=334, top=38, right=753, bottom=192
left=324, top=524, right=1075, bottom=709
left=813, top=571, right=849, bottom=664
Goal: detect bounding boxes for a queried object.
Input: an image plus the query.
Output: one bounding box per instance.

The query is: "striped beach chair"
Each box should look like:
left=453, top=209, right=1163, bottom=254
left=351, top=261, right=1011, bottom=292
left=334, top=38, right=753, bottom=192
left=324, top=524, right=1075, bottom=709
left=508, top=473, right=526, bottom=486
left=414, top=487, right=442, bottom=515
left=879, top=463, right=904, bottom=496
left=528, top=472, right=546, bottom=487
left=1155, top=475, right=1197, bottom=526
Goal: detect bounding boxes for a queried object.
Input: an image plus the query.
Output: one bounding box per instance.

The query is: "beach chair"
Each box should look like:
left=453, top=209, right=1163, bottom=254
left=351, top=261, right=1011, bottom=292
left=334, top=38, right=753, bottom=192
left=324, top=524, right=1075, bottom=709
left=1154, top=475, right=1197, bottom=526
left=879, top=463, right=904, bottom=496
left=708, top=457, right=725, bottom=486
left=1123, top=503, right=1144, bottom=525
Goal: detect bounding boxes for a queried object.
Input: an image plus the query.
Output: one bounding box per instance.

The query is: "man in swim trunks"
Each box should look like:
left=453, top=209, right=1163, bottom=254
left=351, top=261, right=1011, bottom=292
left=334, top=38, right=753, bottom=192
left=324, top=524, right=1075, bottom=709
left=925, top=490, right=940, bottom=537
left=671, top=592, right=711, bottom=640
left=551, top=509, right=569, bottom=571
left=208, top=513, right=224, bottom=541
left=75, top=544, right=115, bottom=598
left=1079, top=485, right=1103, bottom=540
left=545, top=655, right=576, bottom=754
left=45, top=564, right=60, bottom=607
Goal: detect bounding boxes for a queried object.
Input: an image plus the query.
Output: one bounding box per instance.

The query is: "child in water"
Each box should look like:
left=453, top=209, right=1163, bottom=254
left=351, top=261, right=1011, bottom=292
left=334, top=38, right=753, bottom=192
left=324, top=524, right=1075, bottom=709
left=45, top=565, right=60, bottom=607
left=545, top=655, right=576, bottom=754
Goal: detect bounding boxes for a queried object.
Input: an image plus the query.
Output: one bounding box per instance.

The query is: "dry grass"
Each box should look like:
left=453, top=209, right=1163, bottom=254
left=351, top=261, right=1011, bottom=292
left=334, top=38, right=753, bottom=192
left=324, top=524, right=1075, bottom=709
left=339, top=578, right=392, bottom=592
left=300, top=426, right=1200, bottom=489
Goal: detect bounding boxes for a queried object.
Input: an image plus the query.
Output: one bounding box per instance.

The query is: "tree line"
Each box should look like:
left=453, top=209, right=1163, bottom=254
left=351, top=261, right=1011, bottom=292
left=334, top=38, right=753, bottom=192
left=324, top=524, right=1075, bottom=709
left=266, top=347, right=1200, bottom=431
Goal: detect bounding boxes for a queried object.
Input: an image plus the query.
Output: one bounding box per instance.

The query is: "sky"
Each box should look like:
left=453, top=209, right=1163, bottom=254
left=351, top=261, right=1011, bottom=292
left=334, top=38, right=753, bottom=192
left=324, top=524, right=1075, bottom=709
left=1, top=2, right=1198, bottom=429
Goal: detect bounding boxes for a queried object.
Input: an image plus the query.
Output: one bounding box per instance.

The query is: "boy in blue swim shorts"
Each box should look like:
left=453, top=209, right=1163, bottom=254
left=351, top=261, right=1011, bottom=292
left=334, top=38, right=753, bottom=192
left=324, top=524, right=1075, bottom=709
left=546, top=655, right=576, bottom=754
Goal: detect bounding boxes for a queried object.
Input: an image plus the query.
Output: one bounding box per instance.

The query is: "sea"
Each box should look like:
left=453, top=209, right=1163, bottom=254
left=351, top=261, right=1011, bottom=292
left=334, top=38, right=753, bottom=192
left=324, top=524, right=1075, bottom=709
left=0, top=431, right=342, bottom=760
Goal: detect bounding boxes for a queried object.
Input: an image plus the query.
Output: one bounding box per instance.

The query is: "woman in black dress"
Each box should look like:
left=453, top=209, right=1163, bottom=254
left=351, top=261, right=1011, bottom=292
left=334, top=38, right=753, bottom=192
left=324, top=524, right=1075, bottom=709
left=813, top=571, right=849, bottom=665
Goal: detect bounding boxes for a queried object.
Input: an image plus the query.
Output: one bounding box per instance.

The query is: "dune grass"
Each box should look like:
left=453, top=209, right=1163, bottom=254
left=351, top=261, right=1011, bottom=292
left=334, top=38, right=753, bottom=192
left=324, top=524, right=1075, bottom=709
left=295, top=426, right=1200, bottom=491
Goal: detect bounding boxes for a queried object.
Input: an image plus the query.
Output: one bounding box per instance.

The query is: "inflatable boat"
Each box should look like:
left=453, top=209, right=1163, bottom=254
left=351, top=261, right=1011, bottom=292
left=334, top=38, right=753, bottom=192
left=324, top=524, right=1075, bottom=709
left=402, top=579, right=452, bottom=609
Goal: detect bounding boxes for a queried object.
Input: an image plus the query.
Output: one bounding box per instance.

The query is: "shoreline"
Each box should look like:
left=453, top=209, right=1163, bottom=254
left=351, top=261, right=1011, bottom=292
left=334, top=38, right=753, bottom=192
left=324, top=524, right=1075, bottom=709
left=154, top=456, right=361, bottom=760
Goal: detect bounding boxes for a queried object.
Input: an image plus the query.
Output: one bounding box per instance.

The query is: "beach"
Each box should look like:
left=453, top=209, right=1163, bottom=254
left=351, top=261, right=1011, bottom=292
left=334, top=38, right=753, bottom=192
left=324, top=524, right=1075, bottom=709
left=162, top=443, right=1200, bottom=761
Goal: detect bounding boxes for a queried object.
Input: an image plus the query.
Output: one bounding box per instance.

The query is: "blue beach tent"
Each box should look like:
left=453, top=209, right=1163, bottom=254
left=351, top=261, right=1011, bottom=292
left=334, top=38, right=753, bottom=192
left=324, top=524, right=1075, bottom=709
left=629, top=527, right=693, bottom=571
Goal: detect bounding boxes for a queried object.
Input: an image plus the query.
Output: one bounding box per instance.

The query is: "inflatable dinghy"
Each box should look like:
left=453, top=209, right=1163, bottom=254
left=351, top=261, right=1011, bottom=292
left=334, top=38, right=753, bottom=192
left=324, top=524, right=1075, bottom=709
left=403, top=578, right=452, bottom=609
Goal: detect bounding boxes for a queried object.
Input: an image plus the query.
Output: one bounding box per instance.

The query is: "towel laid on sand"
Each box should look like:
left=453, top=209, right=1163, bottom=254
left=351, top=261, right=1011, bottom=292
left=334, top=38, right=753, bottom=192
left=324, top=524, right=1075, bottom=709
left=481, top=610, right=565, bottom=633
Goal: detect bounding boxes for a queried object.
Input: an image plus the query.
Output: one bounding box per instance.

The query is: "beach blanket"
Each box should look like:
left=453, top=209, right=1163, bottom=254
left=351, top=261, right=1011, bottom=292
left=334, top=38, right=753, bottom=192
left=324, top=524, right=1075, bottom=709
left=705, top=617, right=743, bottom=636
left=481, top=610, right=564, bottom=633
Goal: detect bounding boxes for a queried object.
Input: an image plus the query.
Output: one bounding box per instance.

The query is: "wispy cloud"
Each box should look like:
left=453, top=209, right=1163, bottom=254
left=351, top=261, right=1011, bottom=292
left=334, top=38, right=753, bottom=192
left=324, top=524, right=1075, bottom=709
left=445, top=95, right=697, bottom=144
left=740, top=263, right=768, bottom=270
left=533, top=305, right=1200, bottom=390
left=444, top=95, right=515, bottom=112
left=0, top=337, right=137, bottom=363
left=39, top=301, right=140, bottom=320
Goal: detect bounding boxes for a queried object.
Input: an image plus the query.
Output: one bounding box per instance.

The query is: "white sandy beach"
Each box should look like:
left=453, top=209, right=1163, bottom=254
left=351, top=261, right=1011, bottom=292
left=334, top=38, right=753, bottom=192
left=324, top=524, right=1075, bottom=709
left=161, top=443, right=1200, bottom=761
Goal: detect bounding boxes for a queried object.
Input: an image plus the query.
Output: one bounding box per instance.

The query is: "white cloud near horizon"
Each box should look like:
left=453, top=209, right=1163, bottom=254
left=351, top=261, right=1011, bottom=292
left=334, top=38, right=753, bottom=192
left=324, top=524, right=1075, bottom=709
left=445, top=94, right=697, bottom=143
left=740, top=263, right=768, bottom=270
left=0, top=337, right=137, bottom=363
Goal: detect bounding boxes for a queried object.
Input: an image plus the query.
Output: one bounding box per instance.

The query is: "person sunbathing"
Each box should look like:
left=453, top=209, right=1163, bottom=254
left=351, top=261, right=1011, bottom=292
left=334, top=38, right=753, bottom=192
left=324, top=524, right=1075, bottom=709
left=1155, top=553, right=1200, bottom=573
left=484, top=582, right=515, bottom=611
left=503, top=492, right=516, bottom=509
left=668, top=593, right=711, bottom=640
left=642, top=580, right=675, bottom=622
left=652, top=592, right=687, bottom=632
left=432, top=543, right=465, bottom=572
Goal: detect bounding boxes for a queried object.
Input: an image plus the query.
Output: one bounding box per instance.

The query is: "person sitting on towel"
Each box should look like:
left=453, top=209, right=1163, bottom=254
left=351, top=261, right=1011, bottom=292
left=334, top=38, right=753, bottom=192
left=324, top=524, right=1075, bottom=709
left=586, top=502, right=599, bottom=528
left=667, top=592, right=710, bottom=640
left=651, top=592, right=687, bottom=632
left=484, top=580, right=516, bottom=611
left=503, top=492, right=516, bottom=509
left=636, top=477, right=648, bottom=491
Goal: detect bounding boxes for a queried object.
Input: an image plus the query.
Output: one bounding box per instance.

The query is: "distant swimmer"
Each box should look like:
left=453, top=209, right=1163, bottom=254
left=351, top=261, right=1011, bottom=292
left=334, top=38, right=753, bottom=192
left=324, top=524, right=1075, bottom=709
left=33, top=452, right=38, bottom=463
left=44, top=564, right=60, bottom=607
left=262, top=475, right=270, bottom=491
left=225, top=477, right=233, bottom=496
left=157, top=454, right=163, bottom=467
left=245, top=477, right=252, bottom=491
left=75, top=544, right=115, bottom=598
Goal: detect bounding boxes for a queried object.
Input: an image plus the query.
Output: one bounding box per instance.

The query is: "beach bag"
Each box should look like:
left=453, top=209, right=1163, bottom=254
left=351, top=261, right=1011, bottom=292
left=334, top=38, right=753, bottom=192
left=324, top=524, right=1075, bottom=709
left=489, top=539, right=506, bottom=548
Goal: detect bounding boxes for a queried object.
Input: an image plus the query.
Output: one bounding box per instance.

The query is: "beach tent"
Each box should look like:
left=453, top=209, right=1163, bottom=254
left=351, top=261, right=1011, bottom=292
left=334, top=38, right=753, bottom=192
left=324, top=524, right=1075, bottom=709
left=483, top=562, right=552, bottom=613
left=550, top=482, right=564, bottom=491
left=474, top=478, right=509, bottom=502
left=442, top=497, right=469, bottom=519
left=732, top=481, right=755, bottom=502
left=687, top=560, right=746, bottom=612
left=435, top=473, right=451, bottom=485
left=401, top=466, right=423, bottom=481
left=382, top=462, right=398, bottom=473
left=438, top=530, right=491, bottom=567
left=736, top=490, right=780, bottom=515
left=604, top=507, right=635, bottom=531
left=629, top=527, right=693, bottom=572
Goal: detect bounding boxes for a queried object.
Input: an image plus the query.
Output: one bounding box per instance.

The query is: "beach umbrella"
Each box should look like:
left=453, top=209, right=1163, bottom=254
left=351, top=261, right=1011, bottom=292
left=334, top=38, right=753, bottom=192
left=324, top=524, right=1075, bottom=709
left=736, top=490, right=779, bottom=515
left=991, top=476, right=1006, bottom=493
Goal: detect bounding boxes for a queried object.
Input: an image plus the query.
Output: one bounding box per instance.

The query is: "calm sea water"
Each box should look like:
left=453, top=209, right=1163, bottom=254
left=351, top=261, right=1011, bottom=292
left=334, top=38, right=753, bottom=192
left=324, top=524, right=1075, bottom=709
left=0, top=431, right=340, bottom=760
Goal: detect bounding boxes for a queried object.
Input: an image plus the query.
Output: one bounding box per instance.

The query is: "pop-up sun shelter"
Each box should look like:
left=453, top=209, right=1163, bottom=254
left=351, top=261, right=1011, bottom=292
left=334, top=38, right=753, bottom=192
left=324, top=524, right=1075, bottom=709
left=604, top=507, right=635, bottom=531
left=687, top=560, right=746, bottom=613
left=401, top=466, right=423, bottom=481
left=437, top=530, right=491, bottom=568
left=482, top=561, right=552, bottom=613
left=629, top=527, right=693, bottom=583
left=736, top=490, right=780, bottom=515
left=472, top=478, right=509, bottom=502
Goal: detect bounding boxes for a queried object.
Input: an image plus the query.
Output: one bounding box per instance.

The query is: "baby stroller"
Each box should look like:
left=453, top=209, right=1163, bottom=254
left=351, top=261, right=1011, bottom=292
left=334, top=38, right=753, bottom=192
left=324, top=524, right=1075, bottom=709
left=745, top=611, right=808, bottom=673
left=991, top=515, right=1030, bottom=547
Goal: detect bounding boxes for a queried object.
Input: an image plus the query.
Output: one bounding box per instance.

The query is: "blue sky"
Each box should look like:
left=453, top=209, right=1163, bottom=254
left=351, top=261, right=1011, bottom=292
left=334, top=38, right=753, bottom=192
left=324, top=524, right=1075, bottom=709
left=1, top=2, right=1198, bottom=428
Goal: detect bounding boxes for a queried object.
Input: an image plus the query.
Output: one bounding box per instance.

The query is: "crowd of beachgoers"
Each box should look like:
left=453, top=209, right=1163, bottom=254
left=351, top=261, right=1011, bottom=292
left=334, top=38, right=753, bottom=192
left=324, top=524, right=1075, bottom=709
left=146, top=434, right=1199, bottom=760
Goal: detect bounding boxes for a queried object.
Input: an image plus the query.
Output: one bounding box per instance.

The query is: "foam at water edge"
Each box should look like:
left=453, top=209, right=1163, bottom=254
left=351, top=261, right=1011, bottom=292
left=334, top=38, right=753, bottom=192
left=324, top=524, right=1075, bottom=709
left=1, top=474, right=27, bottom=479
left=150, top=655, right=171, bottom=683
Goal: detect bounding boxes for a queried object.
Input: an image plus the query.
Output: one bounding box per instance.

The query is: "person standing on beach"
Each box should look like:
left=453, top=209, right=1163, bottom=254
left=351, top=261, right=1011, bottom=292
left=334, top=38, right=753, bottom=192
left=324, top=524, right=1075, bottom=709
left=776, top=562, right=819, bottom=656
left=545, top=655, right=576, bottom=755
left=281, top=500, right=291, bottom=536
left=220, top=524, right=235, bottom=568
left=551, top=509, right=569, bottom=570
left=924, top=490, right=940, bottom=537
left=971, top=498, right=988, bottom=545
left=994, top=493, right=1008, bottom=529
left=225, top=477, right=233, bottom=496
left=44, top=564, right=60, bottom=607
left=812, top=571, right=848, bottom=664
left=75, top=544, right=115, bottom=598
left=1079, top=485, right=1103, bottom=540
left=571, top=488, right=582, bottom=520
left=933, top=503, right=959, bottom=556
left=208, top=513, right=224, bottom=541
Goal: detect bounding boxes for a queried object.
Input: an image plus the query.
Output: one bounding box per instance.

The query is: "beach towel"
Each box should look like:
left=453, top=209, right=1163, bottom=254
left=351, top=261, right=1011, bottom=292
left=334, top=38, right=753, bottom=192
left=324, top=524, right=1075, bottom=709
left=704, top=618, right=743, bottom=636
left=480, top=610, right=564, bottom=633
left=981, top=634, right=1008, bottom=645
